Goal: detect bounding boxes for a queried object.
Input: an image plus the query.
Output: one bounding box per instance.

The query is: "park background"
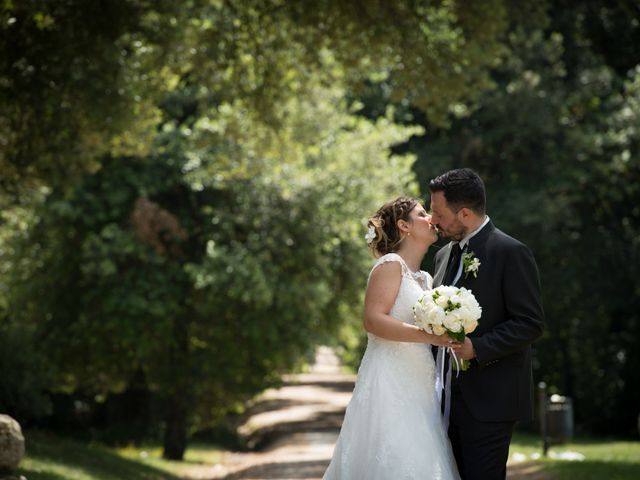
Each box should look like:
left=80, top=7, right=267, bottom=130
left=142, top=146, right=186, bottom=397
left=0, top=0, right=639, bottom=478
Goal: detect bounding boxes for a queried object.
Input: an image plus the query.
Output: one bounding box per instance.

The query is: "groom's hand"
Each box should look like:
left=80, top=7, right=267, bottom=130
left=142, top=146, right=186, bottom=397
left=452, top=338, right=476, bottom=360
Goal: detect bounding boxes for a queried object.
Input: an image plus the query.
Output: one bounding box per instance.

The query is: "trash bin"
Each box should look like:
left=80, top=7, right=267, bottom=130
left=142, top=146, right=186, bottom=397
left=546, top=394, right=574, bottom=443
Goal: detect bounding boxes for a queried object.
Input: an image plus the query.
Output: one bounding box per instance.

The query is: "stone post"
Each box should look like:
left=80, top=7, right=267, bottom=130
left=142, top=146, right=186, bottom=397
left=0, top=414, right=25, bottom=476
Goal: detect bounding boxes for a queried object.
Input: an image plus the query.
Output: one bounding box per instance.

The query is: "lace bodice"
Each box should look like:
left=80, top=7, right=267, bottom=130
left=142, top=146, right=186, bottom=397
left=368, top=253, right=432, bottom=327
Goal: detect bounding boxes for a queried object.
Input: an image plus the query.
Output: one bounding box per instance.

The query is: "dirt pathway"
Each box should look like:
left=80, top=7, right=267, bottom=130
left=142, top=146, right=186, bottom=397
left=183, top=347, right=551, bottom=480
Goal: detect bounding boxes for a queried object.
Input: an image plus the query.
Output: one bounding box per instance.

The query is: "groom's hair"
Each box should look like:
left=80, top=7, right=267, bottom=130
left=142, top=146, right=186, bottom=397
left=429, top=168, right=486, bottom=215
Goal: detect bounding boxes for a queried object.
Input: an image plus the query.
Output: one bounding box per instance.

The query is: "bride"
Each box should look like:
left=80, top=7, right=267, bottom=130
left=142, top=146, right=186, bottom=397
left=323, top=197, right=460, bottom=480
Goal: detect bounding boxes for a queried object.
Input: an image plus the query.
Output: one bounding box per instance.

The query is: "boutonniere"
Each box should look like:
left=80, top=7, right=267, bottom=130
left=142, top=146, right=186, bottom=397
left=461, top=251, right=481, bottom=278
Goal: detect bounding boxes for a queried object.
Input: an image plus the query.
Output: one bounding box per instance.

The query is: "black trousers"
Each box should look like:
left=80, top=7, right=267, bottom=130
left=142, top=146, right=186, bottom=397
left=448, top=391, right=515, bottom=480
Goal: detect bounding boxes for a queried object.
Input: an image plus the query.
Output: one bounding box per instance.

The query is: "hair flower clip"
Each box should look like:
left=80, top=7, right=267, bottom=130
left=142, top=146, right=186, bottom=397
left=365, top=225, right=376, bottom=245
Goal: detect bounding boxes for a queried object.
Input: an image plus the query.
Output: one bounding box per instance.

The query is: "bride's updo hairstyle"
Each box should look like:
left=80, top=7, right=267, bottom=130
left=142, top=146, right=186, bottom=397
left=367, top=197, right=419, bottom=258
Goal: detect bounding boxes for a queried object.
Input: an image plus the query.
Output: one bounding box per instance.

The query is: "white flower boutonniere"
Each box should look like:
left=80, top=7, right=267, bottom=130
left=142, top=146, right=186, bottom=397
left=461, top=251, right=481, bottom=278
left=365, top=225, right=376, bottom=245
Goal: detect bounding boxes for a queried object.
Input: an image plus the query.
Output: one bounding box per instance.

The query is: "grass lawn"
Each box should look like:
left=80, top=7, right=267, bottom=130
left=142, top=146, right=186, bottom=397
left=509, top=433, right=640, bottom=480
left=16, top=430, right=223, bottom=480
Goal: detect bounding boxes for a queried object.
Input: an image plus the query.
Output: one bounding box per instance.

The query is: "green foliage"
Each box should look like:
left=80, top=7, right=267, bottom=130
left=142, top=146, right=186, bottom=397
left=0, top=320, right=52, bottom=421
left=0, top=202, right=52, bottom=421
left=0, top=0, right=564, bottom=457
left=400, top=4, right=640, bottom=435
left=5, top=80, right=419, bottom=454
left=1, top=0, right=537, bottom=201
left=0, top=0, right=185, bottom=196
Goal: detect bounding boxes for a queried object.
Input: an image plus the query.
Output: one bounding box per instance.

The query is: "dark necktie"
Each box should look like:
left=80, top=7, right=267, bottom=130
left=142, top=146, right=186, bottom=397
left=443, top=243, right=462, bottom=285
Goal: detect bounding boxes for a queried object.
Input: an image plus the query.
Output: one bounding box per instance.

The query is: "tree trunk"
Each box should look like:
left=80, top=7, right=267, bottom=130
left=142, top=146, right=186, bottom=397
left=162, top=391, right=189, bottom=460
left=162, top=312, right=191, bottom=460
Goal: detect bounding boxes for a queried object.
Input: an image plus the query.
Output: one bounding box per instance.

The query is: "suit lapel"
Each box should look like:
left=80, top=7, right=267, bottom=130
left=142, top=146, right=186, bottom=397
left=433, top=243, right=452, bottom=287
left=457, top=220, right=495, bottom=288
left=467, top=220, right=495, bottom=251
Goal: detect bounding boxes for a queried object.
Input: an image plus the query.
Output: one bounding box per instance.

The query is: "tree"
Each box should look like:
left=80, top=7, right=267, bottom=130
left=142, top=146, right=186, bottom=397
left=2, top=0, right=553, bottom=458
left=1, top=0, right=538, bottom=200
left=0, top=0, right=186, bottom=199
left=6, top=81, right=420, bottom=458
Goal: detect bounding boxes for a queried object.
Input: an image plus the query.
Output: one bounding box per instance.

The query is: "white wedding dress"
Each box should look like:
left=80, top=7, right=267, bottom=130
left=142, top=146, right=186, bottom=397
left=323, top=253, right=460, bottom=480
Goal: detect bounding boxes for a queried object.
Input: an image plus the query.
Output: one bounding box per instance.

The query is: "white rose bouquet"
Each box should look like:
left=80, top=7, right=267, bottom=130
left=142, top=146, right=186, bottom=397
left=413, top=286, right=482, bottom=371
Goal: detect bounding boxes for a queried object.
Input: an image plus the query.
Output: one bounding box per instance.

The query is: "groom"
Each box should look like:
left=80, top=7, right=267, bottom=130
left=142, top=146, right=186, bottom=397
left=429, top=168, right=544, bottom=480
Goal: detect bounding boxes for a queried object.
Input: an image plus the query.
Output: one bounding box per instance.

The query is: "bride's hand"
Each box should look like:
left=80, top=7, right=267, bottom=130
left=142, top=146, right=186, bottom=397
left=425, top=331, right=461, bottom=348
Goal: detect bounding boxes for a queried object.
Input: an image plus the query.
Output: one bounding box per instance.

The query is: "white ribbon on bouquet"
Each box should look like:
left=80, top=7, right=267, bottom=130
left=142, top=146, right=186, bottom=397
left=435, top=346, right=461, bottom=430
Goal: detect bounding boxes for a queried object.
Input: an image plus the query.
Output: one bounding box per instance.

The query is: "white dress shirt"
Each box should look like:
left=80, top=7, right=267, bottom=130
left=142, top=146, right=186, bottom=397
left=452, top=215, right=490, bottom=285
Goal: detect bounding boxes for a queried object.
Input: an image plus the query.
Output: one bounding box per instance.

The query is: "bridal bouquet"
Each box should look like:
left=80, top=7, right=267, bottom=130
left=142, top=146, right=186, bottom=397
left=413, top=286, right=481, bottom=371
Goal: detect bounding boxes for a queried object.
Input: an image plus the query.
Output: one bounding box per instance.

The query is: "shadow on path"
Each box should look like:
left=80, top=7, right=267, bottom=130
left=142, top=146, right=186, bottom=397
left=189, top=346, right=553, bottom=480
left=224, top=459, right=330, bottom=480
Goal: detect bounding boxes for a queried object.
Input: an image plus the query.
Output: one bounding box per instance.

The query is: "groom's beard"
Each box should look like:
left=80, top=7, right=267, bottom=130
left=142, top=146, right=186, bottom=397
left=438, top=222, right=466, bottom=242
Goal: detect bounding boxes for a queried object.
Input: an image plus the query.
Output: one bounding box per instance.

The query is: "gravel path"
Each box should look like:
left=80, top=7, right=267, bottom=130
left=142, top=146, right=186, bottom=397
left=182, top=347, right=552, bottom=480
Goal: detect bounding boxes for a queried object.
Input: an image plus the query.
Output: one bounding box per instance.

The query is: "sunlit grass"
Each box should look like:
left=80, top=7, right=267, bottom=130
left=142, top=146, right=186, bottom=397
left=510, top=432, right=640, bottom=480
left=17, top=430, right=222, bottom=480
left=117, top=443, right=223, bottom=474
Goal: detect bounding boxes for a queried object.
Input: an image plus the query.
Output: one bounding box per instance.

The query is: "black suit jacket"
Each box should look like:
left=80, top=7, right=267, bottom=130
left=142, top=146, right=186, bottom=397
left=433, top=221, right=544, bottom=422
